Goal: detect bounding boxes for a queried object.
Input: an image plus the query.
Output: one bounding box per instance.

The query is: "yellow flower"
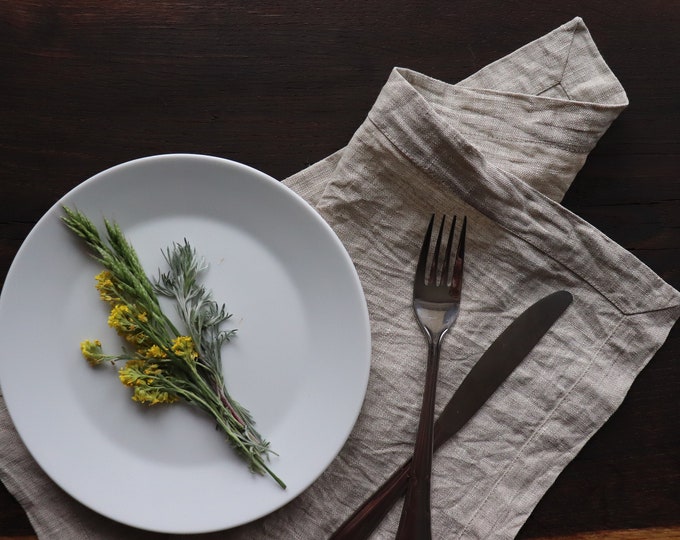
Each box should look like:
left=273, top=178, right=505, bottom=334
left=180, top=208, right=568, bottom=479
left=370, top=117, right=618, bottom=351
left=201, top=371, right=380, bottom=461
left=107, top=303, right=152, bottom=348
left=108, top=304, right=133, bottom=334
left=132, top=386, right=179, bottom=405
left=80, top=339, right=104, bottom=366
left=119, top=360, right=178, bottom=404
left=95, top=270, right=112, bottom=288
left=171, top=336, right=198, bottom=362
left=143, top=363, right=163, bottom=377
left=118, top=359, right=147, bottom=387
left=144, top=344, right=168, bottom=359
left=95, top=271, right=119, bottom=304
left=124, top=331, right=149, bottom=346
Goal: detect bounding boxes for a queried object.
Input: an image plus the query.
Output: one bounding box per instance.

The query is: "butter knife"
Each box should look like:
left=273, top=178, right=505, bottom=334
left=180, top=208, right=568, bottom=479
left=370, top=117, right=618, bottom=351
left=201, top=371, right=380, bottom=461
left=330, top=290, right=573, bottom=539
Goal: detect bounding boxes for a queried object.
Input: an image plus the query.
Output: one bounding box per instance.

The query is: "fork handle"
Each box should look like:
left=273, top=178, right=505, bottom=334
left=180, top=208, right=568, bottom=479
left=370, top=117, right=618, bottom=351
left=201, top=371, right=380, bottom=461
left=395, top=338, right=442, bottom=540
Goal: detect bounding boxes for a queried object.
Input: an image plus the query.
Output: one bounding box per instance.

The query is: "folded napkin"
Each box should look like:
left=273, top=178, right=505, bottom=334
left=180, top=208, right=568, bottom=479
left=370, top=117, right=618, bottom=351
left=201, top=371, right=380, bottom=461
left=2, top=17, right=679, bottom=539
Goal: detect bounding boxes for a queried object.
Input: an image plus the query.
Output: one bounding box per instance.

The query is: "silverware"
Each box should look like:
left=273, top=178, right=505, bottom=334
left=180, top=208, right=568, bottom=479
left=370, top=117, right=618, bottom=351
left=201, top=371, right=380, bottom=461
left=330, top=290, right=573, bottom=539
left=396, top=214, right=467, bottom=539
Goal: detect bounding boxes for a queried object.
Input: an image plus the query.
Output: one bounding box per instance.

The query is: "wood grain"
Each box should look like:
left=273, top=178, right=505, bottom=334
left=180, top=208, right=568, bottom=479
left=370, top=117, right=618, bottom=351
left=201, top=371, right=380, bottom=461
left=532, top=528, right=680, bottom=540
left=6, top=527, right=679, bottom=540
left=1, top=1, right=678, bottom=538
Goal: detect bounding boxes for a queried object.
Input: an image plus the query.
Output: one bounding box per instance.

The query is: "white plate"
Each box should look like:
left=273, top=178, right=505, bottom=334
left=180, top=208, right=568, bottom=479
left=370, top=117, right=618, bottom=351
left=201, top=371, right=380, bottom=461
left=0, top=154, right=371, bottom=533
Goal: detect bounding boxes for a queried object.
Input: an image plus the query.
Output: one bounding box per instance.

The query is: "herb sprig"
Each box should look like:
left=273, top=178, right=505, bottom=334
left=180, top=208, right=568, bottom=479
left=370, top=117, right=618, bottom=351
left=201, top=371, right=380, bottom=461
left=63, top=207, right=284, bottom=488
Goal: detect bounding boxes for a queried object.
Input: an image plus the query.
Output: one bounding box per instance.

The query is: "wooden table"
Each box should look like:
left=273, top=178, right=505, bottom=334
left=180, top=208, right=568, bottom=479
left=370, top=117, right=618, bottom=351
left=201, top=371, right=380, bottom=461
left=1, top=2, right=678, bottom=539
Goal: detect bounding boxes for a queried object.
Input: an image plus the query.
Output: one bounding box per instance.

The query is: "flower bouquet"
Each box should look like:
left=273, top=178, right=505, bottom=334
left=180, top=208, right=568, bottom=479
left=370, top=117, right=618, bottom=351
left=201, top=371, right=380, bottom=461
left=63, top=207, right=284, bottom=488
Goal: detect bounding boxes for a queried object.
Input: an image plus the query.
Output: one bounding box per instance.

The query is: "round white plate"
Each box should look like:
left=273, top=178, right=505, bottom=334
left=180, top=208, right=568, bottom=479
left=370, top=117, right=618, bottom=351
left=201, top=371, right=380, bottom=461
left=0, top=154, right=371, bottom=533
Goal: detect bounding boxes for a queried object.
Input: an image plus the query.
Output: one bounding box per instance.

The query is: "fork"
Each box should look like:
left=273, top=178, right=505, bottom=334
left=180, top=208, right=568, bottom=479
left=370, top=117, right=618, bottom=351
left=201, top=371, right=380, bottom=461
left=396, top=214, right=466, bottom=540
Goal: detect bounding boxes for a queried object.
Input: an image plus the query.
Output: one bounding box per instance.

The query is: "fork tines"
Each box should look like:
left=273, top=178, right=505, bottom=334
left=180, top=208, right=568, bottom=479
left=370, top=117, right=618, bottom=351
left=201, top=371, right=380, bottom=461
left=416, top=214, right=466, bottom=290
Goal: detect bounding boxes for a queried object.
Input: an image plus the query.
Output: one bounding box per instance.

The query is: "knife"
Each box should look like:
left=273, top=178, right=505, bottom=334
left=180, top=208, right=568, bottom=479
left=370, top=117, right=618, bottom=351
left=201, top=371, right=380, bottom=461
left=330, top=290, right=573, bottom=539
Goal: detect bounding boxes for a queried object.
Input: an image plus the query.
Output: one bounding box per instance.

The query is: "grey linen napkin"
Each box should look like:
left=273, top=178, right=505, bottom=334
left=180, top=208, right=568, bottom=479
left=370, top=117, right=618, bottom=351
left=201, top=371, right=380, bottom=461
left=2, top=17, right=679, bottom=539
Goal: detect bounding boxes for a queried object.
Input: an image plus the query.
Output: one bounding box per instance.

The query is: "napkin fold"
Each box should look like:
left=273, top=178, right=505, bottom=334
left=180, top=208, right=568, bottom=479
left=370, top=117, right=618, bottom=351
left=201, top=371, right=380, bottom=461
left=2, top=17, right=679, bottom=539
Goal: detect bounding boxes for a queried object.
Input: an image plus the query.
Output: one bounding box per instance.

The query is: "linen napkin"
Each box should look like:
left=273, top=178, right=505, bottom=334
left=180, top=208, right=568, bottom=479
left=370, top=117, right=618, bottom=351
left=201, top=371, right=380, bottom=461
left=2, top=17, right=679, bottom=539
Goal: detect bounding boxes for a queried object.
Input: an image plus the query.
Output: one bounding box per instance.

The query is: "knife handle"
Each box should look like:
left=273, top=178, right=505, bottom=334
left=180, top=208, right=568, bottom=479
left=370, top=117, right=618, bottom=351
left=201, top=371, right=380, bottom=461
left=331, top=354, right=448, bottom=539
left=329, top=457, right=411, bottom=539
left=330, top=418, right=452, bottom=539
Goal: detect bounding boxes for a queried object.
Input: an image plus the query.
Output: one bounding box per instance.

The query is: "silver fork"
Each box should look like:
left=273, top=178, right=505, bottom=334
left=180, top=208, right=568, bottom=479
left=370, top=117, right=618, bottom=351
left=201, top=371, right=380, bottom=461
left=396, top=214, right=467, bottom=540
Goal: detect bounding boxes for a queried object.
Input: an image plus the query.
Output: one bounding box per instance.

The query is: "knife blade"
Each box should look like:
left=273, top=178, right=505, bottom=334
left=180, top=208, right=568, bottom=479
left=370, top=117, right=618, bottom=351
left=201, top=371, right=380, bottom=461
left=330, top=290, right=573, bottom=540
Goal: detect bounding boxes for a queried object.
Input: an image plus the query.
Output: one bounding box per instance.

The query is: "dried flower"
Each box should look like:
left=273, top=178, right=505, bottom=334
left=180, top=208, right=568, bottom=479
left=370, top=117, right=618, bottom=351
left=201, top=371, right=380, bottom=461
left=80, top=339, right=105, bottom=367
left=63, top=207, right=284, bottom=488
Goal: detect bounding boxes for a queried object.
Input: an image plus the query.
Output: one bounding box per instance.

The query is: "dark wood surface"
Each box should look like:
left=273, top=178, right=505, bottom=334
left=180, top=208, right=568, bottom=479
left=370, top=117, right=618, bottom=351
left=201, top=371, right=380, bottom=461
left=1, top=2, right=678, bottom=539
